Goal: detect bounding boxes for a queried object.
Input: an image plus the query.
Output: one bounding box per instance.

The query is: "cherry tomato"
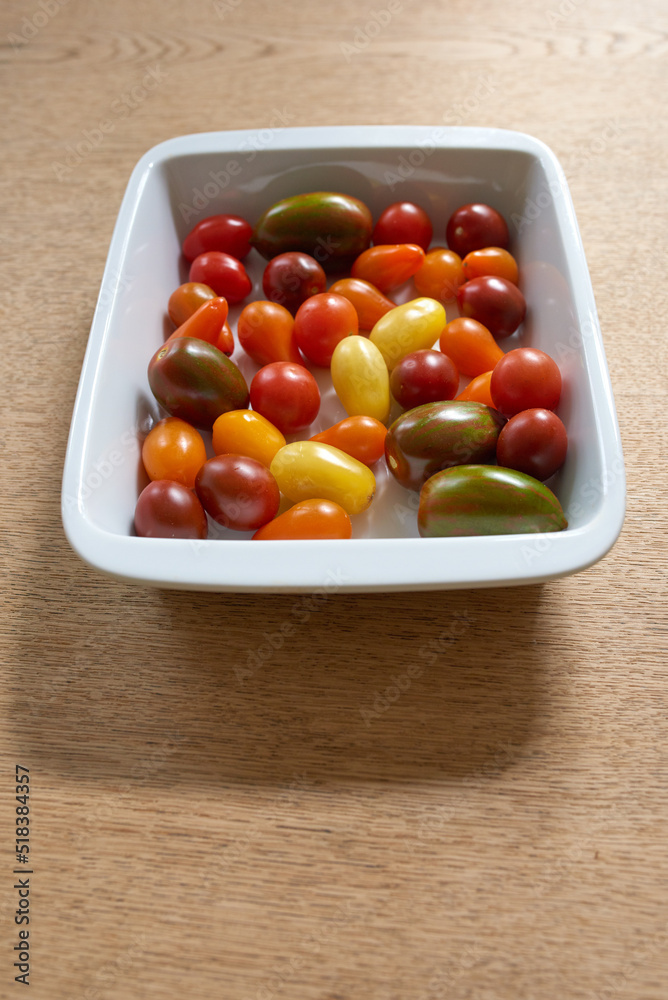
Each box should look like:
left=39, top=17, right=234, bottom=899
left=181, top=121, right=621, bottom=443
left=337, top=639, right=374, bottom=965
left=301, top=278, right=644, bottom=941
left=252, top=499, right=352, bottom=540
left=330, top=336, right=390, bottom=423
left=310, top=415, right=387, bottom=466
left=237, top=300, right=302, bottom=367
left=195, top=454, right=280, bottom=531
left=182, top=214, right=252, bottom=262
left=167, top=297, right=229, bottom=348
left=168, top=282, right=216, bottom=327
left=328, top=277, right=395, bottom=331
left=439, top=317, right=504, bottom=378
left=456, top=275, right=526, bottom=339
left=262, top=252, right=327, bottom=314
left=212, top=409, right=286, bottom=467
left=351, top=243, right=425, bottom=293
left=413, top=248, right=464, bottom=302
left=372, top=202, right=433, bottom=251
left=293, top=292, right=358, bottom=367
left=215, top=320, right=234, bottom=356
left=390, top=350, right=459, bottom=409
left=134, top=480, right=208, bottom=539
left=270, top=441, right=375, bottom=514
left=461, top=247, right=519, bottom=285
left=142, top=417, right=207, bottom=489
left=455, top=370, right=495, bottom=408
left=370, top=297, right=446, bottom=370
left=249, top=362, right=320, bottom=434
left=446, top=203, right=509, bottom=257
left=496, top=408, right=568, bottom=480
left=189, top=251, right=252, bottom=304
left=490, top=348, right=562, bottom=417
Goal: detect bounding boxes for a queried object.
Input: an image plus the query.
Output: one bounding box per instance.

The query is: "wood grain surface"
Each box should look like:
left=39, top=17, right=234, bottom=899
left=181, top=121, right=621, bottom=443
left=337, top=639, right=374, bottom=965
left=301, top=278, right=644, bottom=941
left=1, top=1, right=667, bottom=998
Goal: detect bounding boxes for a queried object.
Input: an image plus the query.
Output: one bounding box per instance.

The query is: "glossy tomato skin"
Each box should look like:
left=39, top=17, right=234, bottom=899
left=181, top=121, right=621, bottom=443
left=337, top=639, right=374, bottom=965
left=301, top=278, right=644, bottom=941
left=461, top=247, right=519, bottom=285
left=327, top=277, right=395, bottom=330
left=189, top=251, right=252, bottom=304
left=446, top=203, right=509, bottom=257
left=372, top=202, right=433, bottom=251
left=252, top=499, right=352, bottom=540
left=310, top=415, right=387, bottom=466
left=496, top=408, right=568, bottom=481
left=167, top=297, right=229, bottom=347
left=351, top=243, right=425, bottom=293
left=142, top=417, right=207, bottom=489
left=293, top=292, right=358, bottom=367
left=262, top=252, right=326, bottom=314
left=237, top=300, right=302, bottom=366
left=182, top=214, right=253, bottom=262
left=195, top=454, right=280, bottom=531
left=390, top=350, right=459, bottom=409
left=439, top=317, right=504, bottom=378
left=249, top=362, right=320, bottom=434
left=413, top=248, right=464, bottom=302
left=490, top=348, right=562, bottom=417
left=456, top=275, right=526, bottom=339
left=168, top=282, right=216, bottom=326
left=134, top=480, right=208, bottom=539
left=212, top=409, right=286, bottom=467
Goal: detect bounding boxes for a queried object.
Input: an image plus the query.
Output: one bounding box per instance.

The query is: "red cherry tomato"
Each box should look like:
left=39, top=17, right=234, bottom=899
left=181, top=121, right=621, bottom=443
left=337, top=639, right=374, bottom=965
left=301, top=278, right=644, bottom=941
left=446, top=203, right=509, bottom=257
left=496, top=408, right=568, bottom=480
left=293, top=292, right=359, bottom=367
left=351, top=244, right=425, bottom=293
left=168, top=282, right=216, bottom=326
left=195, top=454, right=280, bottom=531
left=390, top=350, right=460, bottom=409
left=456, top=275, right=526, bottom=339
left=249, top=362, right=320, bottom=434
left=372, top=202, right=433, bottom=251
left=189, top=251, right=252, bottom=304
left=490, top=348, right=562, bottom=417
left=134, top=480, right=208, bottom=539
left=262, top=252, right=327, bottom=314
left=237, top=300, right=302, bottom=367
left=182, top=214, right=252, bottom=262
left=252, top=498, right=352, bottom=540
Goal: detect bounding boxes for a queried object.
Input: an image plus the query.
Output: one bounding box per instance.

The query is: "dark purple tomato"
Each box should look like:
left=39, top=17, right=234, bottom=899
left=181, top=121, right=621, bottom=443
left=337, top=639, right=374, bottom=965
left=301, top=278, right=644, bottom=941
left=372, top=202, right=433, bottom=252
left=134, top=480, right=208, bottom=539
left=456, top=275, right=526, bottom=339
left=390, top=350, right=460, bottom=409
left=195, top=454, right=280, bottom=532
left=446, top=203, right=509, bottom=257
left=189, top=251, right=252, bottom=304
left=262, top=252, right=327, bottom=314
left=182, top=214, right=253, bottom=262
left=496, top=408, right=568, bottom=480
left=490, top=348, right=562, bottom=417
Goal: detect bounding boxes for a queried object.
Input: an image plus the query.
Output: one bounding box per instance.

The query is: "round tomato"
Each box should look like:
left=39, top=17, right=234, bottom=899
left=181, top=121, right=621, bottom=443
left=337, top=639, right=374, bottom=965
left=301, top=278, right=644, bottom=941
left=456, top=275, right=526, bottom=339
left=252, top=499, right=352, bottom=540
left=168, top=282, right=216, bottom=326
left=262, top=252, right=327, bottom=314
left=249, top=362, right=320, bottom=434
left=490, top=348, right=562, bottom=417
left=189, top=251, right=252, bottom=304
left=293, top=292, right=358, bottom=367
left=390, top=350, right=459, bottom=409
left=182, top=214, right=252, bottom=262
left=195, top=454, right=280, bottom=531
left=446, top=203, right=509, bottom=257
left=142, top=417, right=207, bottom=489
left=237, top=300, right=302, bottom=366
left=372, top=202, right=433, bottom=251
left=134, top=480, right=208, bottom=539
left=496, top=408, right=568, bottom=480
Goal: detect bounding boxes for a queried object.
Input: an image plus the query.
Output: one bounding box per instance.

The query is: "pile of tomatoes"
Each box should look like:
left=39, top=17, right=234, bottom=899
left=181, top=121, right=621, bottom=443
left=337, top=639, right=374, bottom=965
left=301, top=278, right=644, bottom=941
left=135, top=198, right=567, bottom=541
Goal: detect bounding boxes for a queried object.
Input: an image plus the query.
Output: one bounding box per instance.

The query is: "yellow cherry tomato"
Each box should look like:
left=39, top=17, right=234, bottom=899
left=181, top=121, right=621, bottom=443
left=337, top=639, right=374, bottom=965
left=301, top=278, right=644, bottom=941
left=270, top=441, right=376, bottom=514
left=369, top=297, right=446, bottom=370
left=330, top=335, right=390, bottom=423
left=212, top=409, right=286, bottom=467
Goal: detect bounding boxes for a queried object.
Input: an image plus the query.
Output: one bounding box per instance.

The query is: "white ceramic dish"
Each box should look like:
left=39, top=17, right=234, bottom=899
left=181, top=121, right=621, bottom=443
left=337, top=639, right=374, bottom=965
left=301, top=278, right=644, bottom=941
left=61, top=125, right=625, bottom=592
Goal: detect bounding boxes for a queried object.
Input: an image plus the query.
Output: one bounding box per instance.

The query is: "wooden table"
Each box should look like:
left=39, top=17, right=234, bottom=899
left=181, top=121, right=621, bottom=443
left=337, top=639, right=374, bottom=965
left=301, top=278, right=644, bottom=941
left=2, top=1, right=666, bottom=997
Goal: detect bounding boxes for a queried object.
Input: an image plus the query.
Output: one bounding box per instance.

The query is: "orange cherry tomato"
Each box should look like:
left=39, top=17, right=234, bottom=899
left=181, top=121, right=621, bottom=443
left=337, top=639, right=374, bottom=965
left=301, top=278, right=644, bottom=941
left=168, top=282, right=217, bottom=327
left=212, top=409, right=286, bottom=467
left=237, top=300, right=302, bottom=367
left=413, top=248, right=464, bottom=302
left=215, top=320, right=234, bottom=356
left=351, top=244, right=425, bottom=293
left=455, top=370, right=495, bottom=408
left=167, top=297, right=229, bottom=347
left=461, top=246, right=519, bottom=285
left=252, top=499, right=352, bottom=540
left=439, top=317, right=504, bottom=378
left=328, top=277, right=396, bottom=331
left=310, top=415, right=387, bottom=466
left=141, top=417, right=207, bottom=489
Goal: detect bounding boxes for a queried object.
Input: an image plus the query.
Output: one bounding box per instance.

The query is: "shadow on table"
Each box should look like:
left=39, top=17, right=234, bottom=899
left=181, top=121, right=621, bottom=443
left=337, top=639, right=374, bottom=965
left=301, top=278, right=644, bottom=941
left=12, top=579, right=553, bottom=787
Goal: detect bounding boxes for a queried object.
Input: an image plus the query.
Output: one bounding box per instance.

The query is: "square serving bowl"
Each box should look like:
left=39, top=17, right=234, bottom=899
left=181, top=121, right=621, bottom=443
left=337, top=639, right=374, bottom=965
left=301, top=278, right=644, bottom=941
left=61, top=125, right=625, bottom=592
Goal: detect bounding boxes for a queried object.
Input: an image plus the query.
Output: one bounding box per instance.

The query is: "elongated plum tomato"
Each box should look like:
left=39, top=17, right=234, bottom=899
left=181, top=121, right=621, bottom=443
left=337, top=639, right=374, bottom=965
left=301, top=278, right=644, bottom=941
left=328, top=277, right=395, bottom=331
left=262, top=252, right=326, bottom=314
left=370, top=297, right=446, bottom=370
left=413, top=248, right=464, bottom=302
left=490, top=348, right=562, bottom=417
left=212, top=409, right=286, bottom=468
left=134, top=480, right=208, bottom=540
left=252, top=499, right=352, bottom=540
left=456, top=275, right=526, bottom=339
left=237, top=300, right=302, bottom=366
left=461, top=247, right=519, bottom=285
left=496, top=408, right=568, bottom=481
left=330, top=336, right=390, bottom=423
left=189, top=251, right=252, bottom=304
left=310, top=415, right=387, bottom=466
left=439, top=317, right=504, bottom=378
left=182, top=214, right=253, bottom=262
left=249, top=362, right=320, bottom=434
left=390, top=350, right=459, bottom=409
left=168, top=282, right=216, bottom=326
left=270, top=441, right=376, bottom=514
left=372, top=202, right=433, bottom=251
left=195, top=454, right=280, bottom=531
left=293, top=292, right=358, bottom=367
left=142, top=417, right=207, bottom=489
left=351, top=243, right=425, bottom=293
left=446, top=203, right=509, bottom=257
